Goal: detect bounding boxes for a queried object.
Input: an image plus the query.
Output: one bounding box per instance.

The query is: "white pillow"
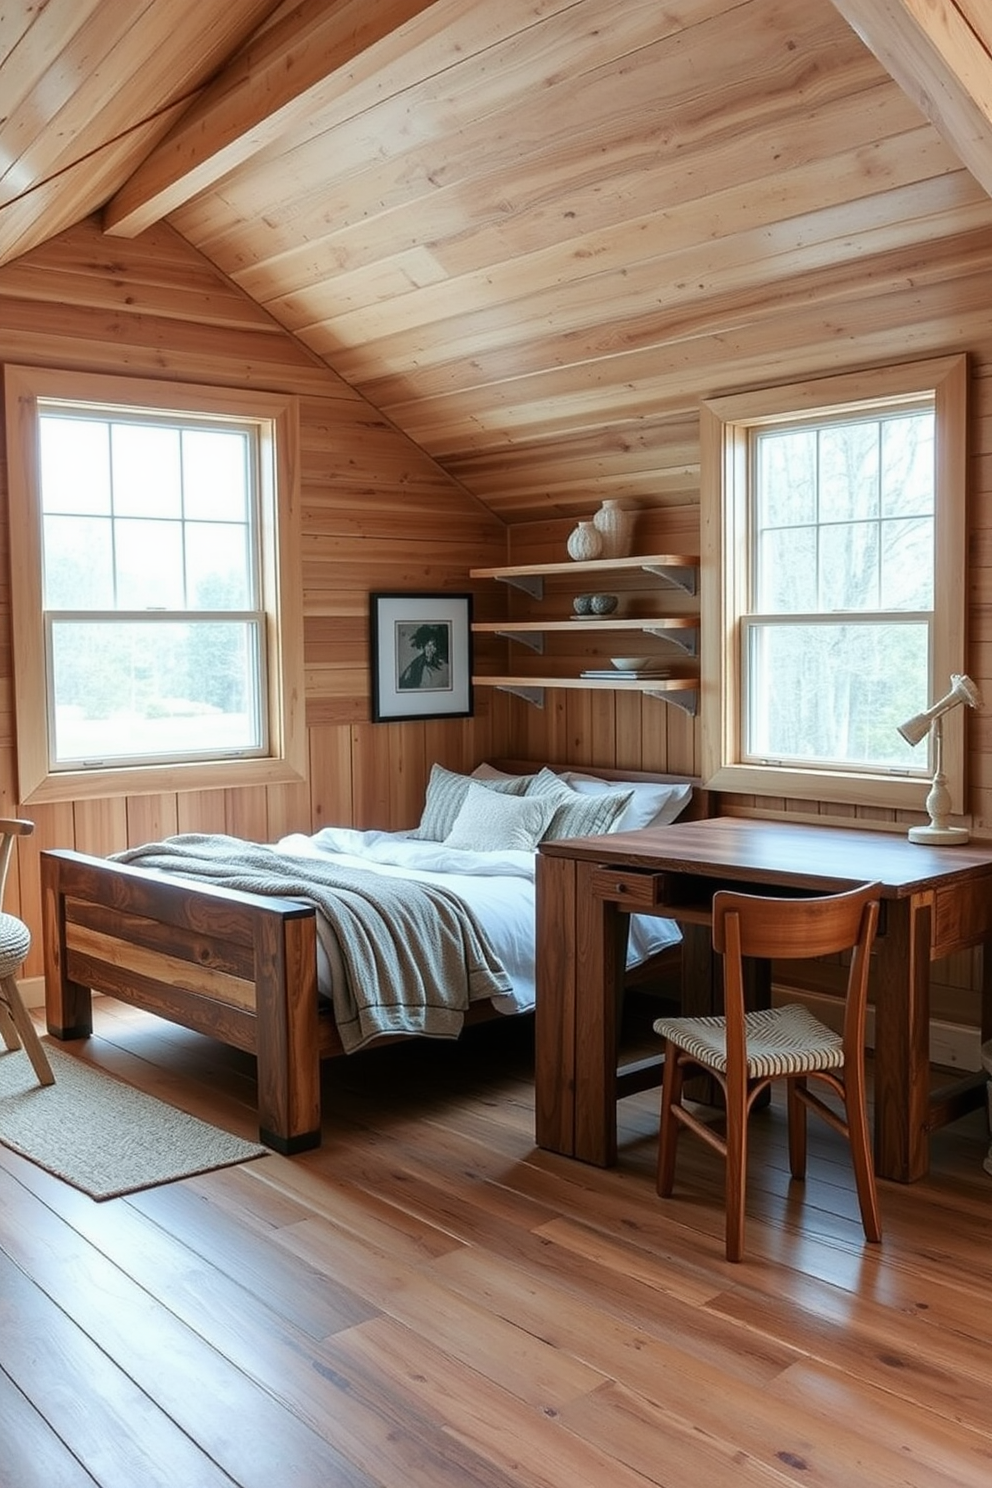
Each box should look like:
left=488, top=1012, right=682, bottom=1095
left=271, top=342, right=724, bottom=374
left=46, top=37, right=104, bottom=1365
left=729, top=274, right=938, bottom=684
left=524, top=768, right=634, bottom=840
left=412, top=764, right=527, bottom=841
left=561, top=772, right=692, bottom=830
left=444, top=783, right=556, bottom=851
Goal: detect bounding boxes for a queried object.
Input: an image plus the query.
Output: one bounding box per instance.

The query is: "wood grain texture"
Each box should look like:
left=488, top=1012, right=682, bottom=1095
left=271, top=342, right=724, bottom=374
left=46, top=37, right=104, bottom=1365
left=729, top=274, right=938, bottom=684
left=4, top=997, right=992, bottom=1486
left=3, top=0, right=992, bottom=1047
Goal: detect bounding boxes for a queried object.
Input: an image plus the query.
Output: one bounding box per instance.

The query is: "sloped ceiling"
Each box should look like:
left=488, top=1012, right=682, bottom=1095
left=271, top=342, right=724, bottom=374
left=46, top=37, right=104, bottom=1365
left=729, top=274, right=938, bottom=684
left=2, top=0, right=991, bottom=525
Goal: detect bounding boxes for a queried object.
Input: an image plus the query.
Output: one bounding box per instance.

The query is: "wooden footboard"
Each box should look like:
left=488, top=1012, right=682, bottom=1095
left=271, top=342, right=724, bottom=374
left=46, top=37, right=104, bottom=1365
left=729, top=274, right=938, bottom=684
left=40, top=849, right=324, bottom=1154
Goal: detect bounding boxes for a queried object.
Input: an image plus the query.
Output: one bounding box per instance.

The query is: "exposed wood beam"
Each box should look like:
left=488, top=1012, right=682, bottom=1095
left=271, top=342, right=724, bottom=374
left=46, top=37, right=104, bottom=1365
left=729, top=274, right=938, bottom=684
left=831, top=0, right=992, bottom=199
left=102, top=0, right=450, bottom=238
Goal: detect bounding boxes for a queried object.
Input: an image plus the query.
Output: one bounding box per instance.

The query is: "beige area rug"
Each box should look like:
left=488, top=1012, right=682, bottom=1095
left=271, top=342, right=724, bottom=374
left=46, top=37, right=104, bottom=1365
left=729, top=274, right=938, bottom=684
left=0, top=1043, right=268, bottom=1200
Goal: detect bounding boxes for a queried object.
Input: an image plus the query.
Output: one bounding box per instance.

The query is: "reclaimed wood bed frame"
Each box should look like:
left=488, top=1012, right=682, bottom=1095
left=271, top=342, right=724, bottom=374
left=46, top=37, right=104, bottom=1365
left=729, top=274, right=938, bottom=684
left=40, top=762, right=707, bottom=1152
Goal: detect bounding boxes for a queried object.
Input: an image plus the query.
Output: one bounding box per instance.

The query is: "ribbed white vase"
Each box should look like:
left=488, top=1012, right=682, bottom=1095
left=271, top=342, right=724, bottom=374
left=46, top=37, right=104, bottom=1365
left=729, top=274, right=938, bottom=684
left=566, top=520, right=603, bottom=561
left=592, top=499, right=634, bottom=559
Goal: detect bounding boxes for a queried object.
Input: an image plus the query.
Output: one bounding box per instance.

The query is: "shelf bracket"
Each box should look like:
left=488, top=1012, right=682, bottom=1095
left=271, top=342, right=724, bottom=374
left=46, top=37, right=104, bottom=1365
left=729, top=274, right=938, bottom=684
left=642, top=625, right=698, bottom=656
left=495, top=683, right=545, bottom=707
left=495, top=574, right=544, bottom=599
left=645, top=687, right=698, bottom=716
left=641, top=563, right=696, bottom=595
left=496, top=629, right=545, bottom=654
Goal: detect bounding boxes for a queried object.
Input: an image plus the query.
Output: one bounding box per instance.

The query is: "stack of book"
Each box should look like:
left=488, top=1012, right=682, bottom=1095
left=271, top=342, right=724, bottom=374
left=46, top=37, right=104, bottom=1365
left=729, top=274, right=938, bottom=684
left=580, top=667, right=670, bottom=679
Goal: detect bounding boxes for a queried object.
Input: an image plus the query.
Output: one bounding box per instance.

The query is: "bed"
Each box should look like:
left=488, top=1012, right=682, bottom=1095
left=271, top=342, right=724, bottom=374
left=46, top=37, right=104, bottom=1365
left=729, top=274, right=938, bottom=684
left=40, top=760, right=706, bottom=1151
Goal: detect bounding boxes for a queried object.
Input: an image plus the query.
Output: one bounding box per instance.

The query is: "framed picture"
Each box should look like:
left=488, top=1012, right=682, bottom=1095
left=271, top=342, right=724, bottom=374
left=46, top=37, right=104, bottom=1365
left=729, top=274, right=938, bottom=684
left=370, top=592, right=474, bottom=722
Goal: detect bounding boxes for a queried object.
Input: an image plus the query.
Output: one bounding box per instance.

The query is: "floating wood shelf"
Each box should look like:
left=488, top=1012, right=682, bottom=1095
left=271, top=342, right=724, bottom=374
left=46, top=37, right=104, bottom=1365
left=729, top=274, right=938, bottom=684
left=473, top=674, right=699, bottom=715
left=469, top=553, right=699, bottom=598
left=472, top=617, right=699, bottom=656
left=470, top=552, right=700, bottom=710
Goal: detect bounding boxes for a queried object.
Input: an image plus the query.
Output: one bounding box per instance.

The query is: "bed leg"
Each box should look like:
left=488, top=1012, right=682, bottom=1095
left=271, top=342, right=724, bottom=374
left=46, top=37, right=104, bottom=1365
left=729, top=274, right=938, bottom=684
left=41, top=854, right=93, bottom=1039
left=254, top=909, right=322, bottom=1152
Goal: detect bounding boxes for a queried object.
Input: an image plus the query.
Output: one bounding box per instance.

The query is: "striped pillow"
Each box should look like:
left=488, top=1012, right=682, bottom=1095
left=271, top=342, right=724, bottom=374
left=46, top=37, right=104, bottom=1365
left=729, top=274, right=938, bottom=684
left=525, top=768, right=634, bottom=841
left=411, top=764, right=528, bottom=841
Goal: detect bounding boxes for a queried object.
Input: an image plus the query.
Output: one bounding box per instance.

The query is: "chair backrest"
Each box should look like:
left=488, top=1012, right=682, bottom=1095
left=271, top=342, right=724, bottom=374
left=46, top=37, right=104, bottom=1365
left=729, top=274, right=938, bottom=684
left=711, top=881, right=882, bottom=1065
left=0, top=818, right=34, bottom=911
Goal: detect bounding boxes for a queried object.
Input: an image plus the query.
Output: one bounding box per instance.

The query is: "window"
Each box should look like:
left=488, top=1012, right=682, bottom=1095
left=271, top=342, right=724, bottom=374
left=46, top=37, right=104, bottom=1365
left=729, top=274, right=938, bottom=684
left=5, top=368, right=306, bottom=804
left=700, top=356, right=967, bottom=812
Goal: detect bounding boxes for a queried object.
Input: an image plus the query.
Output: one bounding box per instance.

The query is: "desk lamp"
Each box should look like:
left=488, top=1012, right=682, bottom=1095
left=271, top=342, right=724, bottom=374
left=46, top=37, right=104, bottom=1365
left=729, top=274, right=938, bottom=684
left=897, top=673, right=982, bottom=844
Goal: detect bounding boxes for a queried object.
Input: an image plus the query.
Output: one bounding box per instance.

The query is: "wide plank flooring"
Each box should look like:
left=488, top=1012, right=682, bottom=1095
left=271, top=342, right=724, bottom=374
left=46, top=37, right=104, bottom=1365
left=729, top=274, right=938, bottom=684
left=2, top=995, right=991, bottom=1488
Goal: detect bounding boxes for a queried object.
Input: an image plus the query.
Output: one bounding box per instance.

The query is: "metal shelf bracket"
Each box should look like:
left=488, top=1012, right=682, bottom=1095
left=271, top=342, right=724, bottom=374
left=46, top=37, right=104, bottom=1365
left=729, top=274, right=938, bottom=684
left=642, top=625, right=698, bottom=655
left=641, top=563, right=697, bottom=595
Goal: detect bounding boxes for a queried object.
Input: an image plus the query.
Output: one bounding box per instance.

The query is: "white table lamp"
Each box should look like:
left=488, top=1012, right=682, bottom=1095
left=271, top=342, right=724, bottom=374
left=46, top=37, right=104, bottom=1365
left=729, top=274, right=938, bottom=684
left=897, top=673, right=982, bottom=844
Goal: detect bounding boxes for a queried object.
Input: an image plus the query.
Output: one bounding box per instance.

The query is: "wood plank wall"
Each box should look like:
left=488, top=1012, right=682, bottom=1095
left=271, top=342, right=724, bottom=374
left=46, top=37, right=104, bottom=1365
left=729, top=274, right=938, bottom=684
left=0, top=217, right=509, bottom=973
left=1, top=212, right=989, bottom=1038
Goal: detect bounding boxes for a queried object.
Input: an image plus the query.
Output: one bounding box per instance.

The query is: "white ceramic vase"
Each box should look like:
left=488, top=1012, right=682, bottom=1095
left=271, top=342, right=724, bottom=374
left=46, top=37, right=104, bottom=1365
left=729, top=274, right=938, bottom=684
left=592, top=499, right=634, bottom=559
left=567, top=520, right=603, bottom=561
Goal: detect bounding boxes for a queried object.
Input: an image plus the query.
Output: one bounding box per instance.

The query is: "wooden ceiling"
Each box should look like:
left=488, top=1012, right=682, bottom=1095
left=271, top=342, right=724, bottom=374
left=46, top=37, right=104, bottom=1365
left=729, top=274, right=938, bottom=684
left=2, top=0, right=992, bottom=526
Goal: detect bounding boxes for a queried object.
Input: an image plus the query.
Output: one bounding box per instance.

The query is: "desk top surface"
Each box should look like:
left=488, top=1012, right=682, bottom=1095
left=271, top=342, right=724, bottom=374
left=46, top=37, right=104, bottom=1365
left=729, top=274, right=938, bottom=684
left=538, top=815, right=992, bottom=896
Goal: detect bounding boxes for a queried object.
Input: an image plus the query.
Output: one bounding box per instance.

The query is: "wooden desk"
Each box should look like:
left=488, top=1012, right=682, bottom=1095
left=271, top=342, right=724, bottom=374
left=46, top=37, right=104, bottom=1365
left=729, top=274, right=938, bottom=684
left=536, top=817, right=992, bottom=1182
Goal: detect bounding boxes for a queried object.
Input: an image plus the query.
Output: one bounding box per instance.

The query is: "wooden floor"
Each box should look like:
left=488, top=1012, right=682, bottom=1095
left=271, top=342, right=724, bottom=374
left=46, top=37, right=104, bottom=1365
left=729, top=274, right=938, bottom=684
left=3, top=996, right=992, bottom=1488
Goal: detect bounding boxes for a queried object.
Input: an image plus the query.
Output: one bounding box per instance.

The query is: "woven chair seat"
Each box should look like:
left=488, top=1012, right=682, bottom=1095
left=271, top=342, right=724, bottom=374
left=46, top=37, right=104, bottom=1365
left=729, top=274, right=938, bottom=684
left=0, top=912, right=31, bottom=979
left=654, top=1002, right=844, bottom=1081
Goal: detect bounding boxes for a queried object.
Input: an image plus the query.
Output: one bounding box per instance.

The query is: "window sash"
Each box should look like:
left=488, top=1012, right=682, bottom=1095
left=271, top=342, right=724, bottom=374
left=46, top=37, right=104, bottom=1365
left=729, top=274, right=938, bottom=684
left=45, top=613, right=268, bottom=770
left=741, top=614, right=932, bottom=775
left=5, top=365, right=305, bottom=804
left=699, top=355, right=967, bottom=813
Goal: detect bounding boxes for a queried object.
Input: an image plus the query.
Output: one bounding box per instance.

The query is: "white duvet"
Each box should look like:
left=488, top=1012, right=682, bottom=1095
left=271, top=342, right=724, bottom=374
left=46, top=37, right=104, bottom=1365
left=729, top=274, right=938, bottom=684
left=275, top=827, right=681, bottom=1016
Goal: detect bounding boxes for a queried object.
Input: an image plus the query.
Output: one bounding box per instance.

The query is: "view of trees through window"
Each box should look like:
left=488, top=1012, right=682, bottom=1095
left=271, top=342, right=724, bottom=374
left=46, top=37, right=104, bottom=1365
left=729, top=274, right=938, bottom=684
left=744, top=407, right=934, bottom=773
left=39, top=407, right=264, bottom=766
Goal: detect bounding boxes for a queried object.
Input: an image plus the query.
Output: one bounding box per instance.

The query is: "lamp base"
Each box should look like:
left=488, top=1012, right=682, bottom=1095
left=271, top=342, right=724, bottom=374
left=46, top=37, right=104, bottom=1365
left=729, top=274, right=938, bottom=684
left=907, top=823, right=970, bottom=845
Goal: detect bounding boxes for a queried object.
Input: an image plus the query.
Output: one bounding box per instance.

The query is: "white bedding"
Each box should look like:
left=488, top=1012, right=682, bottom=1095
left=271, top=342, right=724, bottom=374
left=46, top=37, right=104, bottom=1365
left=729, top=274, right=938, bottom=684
left=275, top=827, right=681, bottom=1016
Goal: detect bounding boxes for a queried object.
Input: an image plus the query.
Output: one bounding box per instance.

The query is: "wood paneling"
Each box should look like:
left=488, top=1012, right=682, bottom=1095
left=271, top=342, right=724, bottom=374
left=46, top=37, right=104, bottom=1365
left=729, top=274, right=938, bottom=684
left=0, top=217, right=506, bottom=972
left=2, top=0, right=992, bottom=1037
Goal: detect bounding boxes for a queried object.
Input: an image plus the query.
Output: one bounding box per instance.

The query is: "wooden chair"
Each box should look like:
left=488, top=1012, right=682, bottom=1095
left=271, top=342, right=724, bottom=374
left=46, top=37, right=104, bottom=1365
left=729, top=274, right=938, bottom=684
left=654, top=881, right=882, bottom=1262
left=0, top=818, right=54, bottom=1087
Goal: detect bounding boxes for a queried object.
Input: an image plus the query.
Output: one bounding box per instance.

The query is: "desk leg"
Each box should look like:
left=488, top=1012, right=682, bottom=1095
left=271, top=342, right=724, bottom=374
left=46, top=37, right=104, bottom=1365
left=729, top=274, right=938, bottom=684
left=535, top=854, right=624, bottom=1166
left=872, top=892, right=932, bottom=1183
left=535, top=853, right=579, bottom=1157
left=573, top=860, right=626, bottom=1167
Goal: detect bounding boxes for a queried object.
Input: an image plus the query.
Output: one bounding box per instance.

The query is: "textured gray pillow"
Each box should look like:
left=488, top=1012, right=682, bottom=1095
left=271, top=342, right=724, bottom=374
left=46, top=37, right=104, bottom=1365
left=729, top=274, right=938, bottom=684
left=444, top=783, right=556, bottom=851
left=412, top=763, right=527, bottom=841
left=525, top=768, right=634, bottom=840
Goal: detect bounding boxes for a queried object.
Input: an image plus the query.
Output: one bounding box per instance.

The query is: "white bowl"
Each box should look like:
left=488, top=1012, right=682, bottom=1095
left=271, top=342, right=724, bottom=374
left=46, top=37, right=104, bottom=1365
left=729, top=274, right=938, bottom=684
left=610, top=657, right=652, bottom=671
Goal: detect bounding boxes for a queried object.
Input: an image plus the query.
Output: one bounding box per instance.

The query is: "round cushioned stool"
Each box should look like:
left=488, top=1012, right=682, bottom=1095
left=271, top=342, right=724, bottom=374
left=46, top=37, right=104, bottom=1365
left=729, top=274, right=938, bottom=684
left=0, top=820, right=54, bottom=1087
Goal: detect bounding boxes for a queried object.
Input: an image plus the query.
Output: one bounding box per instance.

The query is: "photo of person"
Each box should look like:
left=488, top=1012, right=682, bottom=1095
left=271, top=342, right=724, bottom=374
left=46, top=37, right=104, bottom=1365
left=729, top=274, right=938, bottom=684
left=396, top=621, right=452, bottom=692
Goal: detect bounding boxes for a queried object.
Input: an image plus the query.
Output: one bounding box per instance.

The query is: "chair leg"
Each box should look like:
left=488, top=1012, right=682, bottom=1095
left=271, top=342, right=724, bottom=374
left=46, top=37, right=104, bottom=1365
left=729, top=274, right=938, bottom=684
left=0, top=975, right=55, bottom=1087
left=0, top=995, right=20, bottom=1051
left=843, top=1073, right=882, bottom=1244
left=657, top=1043, right=685, bottom=1197
left=787, top=1076, right=808, bottom=1180
left=724, top=1084, right=748, bottom=1263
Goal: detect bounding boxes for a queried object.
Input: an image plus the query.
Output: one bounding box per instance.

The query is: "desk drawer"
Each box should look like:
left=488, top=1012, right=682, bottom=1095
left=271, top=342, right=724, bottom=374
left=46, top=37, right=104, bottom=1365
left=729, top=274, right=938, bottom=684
left=590, top=868, right=668, bottom=908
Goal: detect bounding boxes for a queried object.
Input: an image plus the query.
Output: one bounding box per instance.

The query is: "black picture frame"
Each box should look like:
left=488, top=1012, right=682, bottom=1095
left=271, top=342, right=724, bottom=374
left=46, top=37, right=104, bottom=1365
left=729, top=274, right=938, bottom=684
left=370, top=592, right=474, bottom=723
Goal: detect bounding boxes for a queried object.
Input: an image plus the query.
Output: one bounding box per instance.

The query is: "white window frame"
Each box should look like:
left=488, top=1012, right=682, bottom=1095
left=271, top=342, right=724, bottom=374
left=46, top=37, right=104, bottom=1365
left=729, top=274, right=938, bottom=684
left=5, top=366, right=306, bottom=805
left=699, top=355, right=967, bottom=813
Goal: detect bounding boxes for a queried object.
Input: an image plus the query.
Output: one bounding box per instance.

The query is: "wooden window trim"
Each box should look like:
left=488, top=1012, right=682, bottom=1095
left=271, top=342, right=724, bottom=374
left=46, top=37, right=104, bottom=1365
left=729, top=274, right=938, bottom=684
left=699, top=354, right=967, bottom=814
left=5, top=366, right=306, bottom=804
